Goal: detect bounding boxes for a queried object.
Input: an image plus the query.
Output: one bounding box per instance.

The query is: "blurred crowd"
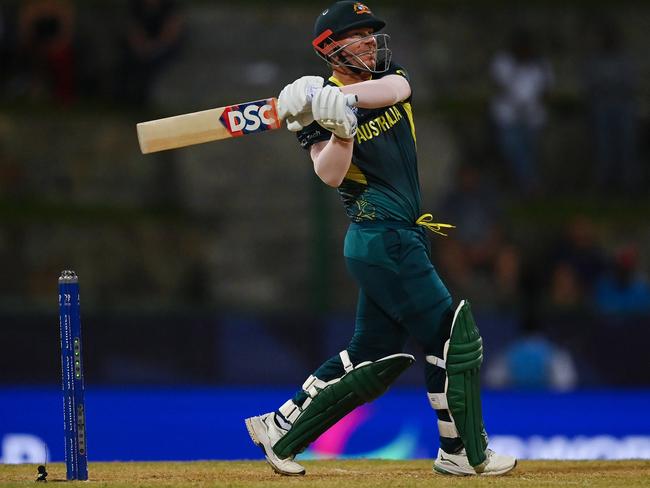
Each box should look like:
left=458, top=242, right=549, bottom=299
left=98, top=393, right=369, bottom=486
left=0, top=1, right=648, bottom=389
left=0, top=0, right=184, bottom=107
left=430, top=20, right=648, bottom=390
left=485, top=24, right=642, bottom=197
left=437, top=169, right=650, bottom=316
left=436, top=181, right=650, bottom=388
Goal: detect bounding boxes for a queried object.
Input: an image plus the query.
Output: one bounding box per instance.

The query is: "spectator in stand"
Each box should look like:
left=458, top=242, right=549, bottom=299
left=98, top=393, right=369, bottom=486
left=116, top=0, right=184, bottom=107
left=492, top=244, right=522, bottom=310
left=437, top=165, right=505, bottom=305
left=489, top=28, right=553, bottom=196
left=583, top=22, right=639, bottom=194
left=485, top=319, right=578, bottom=391
left=594, top=243, right=650, bottom=316
left=549, top=215, right=606, bottom=298
left=548, top=262, right=584, bottom=310
left=10, top=0, right=77, bottom=104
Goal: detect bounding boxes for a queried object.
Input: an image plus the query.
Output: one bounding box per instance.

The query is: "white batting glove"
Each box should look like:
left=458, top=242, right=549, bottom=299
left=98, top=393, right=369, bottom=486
left=277, top=76, right=324, bottom=131
left=312, top=85, right=358, bottom=140
left=285, top=112, right=315, bottom=132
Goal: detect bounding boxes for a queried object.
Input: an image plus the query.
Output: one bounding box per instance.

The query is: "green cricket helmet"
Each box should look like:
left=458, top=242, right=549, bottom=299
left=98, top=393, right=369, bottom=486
left=312, top=1, right=391, bottom=74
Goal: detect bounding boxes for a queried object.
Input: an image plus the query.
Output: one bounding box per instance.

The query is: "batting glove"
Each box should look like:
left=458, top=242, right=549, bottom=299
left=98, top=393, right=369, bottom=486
left=277, top=76, right=324, bottom=132
left=312, top=85, right=358, bottom=140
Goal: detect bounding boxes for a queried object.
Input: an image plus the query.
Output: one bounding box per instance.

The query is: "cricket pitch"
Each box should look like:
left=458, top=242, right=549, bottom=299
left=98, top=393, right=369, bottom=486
left=1, top=460, right=649, bottom=487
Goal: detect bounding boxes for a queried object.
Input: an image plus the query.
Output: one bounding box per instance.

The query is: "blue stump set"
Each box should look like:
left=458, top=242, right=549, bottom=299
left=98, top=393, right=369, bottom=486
left=58, top=270, right=88, bottom=481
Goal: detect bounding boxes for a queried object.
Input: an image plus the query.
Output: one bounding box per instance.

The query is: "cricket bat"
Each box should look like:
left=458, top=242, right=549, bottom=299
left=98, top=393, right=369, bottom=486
left=137, top=98, right=282, bottom=154
left=136, top=93, right=357, bottom=154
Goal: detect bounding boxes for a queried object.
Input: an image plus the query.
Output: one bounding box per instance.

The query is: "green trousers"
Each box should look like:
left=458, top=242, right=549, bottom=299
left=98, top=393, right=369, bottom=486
left=291, top=223, right=462, bottom=452
left=341, top=223, right=453, bottom=364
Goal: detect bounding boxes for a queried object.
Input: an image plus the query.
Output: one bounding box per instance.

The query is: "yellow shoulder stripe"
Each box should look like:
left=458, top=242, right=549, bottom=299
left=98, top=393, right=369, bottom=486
left=400, top=102, right=416, bottom=144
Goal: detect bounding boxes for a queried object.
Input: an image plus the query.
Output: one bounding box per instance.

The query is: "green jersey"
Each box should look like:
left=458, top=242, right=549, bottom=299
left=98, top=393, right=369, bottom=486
left=297, top=62, right=421, bottom=223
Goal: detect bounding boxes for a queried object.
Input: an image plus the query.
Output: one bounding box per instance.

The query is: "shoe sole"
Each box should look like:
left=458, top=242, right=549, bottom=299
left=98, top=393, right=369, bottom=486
left=434, top=459, right=517, bottom=476
left=244, top=417, right=306, bottom=477
left=433, top=464, right=472, bottom=476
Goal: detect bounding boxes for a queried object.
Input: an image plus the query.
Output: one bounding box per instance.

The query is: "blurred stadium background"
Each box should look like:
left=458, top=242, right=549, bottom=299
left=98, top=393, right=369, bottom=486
left=1, top=0, right=649, bottom=465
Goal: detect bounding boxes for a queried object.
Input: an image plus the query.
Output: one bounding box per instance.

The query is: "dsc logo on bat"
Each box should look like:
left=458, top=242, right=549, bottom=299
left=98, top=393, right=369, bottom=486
left=220, top=98, right=281, bottom=137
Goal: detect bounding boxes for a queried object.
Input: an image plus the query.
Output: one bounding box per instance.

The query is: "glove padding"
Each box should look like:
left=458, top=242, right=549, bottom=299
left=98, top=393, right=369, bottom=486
left=312, top=85, right=358, bottom=140
left=285, top=112, right=315, bottom=132
left=277, top=76, right=324, bottom=132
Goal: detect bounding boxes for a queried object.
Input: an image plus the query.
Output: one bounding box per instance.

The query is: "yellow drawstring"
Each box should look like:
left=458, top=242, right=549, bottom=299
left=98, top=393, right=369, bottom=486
left=416, top=213, right=456, bottom=237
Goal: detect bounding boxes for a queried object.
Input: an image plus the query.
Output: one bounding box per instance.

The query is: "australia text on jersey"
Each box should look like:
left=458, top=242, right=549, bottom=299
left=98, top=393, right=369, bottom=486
left=355, top=105, right=403, bottom=144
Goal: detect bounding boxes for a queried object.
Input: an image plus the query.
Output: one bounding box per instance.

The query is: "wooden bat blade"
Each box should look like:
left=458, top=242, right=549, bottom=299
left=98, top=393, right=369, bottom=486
left=137, top=97, right=281, bottom=154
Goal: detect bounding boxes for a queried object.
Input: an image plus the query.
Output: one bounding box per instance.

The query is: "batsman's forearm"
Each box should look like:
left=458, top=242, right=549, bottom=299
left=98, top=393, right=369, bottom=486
left=339, top=75, right=411, bottom=109
left=311, top=135, right=354, bottom=187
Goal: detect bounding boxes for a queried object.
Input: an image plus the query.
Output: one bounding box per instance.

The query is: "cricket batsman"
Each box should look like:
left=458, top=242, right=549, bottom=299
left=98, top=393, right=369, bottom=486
left=245, top=1, right=517, bottom=477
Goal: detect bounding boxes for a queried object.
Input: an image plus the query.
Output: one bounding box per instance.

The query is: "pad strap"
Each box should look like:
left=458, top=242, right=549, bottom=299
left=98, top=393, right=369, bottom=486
left=278, top=399, right=301, bottom=424
left=302, top=375, right=331, bottom=399
left=339, top=350, right=354, bottom=373
left=425, top=355, right=446, bottom=369
left=427, top=392, right=449, bottom=410
left=438, top=419, right=459, bottom=438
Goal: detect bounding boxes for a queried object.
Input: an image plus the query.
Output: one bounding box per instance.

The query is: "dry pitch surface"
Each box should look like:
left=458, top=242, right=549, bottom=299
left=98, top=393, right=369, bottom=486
left=1, top=460, right=649, bottom=487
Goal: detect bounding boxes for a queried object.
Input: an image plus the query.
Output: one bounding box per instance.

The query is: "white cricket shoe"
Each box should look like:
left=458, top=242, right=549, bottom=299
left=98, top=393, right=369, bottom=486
left=433, top=447, right=517, bottom=476
left=245, top=413, right=306, bottom=476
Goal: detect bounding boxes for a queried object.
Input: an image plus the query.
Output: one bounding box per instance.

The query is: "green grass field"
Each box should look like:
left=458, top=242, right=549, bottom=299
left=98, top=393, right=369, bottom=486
left=1, top=460, right=649, bottom=488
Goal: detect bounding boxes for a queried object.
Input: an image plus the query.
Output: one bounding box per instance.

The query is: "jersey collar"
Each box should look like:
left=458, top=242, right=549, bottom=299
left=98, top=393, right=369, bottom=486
left=328, top=76, right=344, bottom=87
